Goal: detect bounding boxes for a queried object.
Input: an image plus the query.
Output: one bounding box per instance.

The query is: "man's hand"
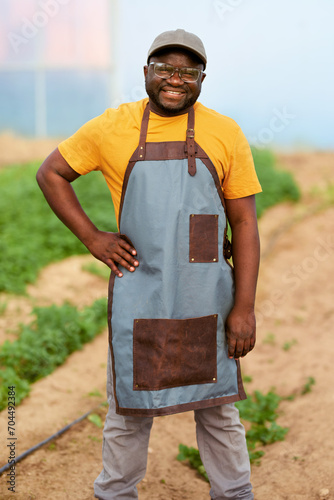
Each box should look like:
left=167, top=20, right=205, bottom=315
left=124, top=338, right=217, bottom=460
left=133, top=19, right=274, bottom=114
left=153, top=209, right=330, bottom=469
left=87, top=231, right=139, bottom=278
left=225, top=306, right=256, bottom=359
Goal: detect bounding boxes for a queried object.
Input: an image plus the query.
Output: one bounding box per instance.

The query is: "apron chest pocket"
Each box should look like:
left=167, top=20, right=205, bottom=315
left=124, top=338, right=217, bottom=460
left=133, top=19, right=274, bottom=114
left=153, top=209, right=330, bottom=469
left=133, top=315, right=218, bottom=391
left=189, top=214, right=219, bottom=263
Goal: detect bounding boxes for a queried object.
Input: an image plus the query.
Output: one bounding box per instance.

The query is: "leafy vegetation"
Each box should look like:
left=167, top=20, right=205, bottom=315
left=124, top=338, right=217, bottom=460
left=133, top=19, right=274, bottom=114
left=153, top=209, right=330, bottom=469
left=0, top=161, right=117, bottom=294
left=282, top=339, right=298, bottom=351
left=177, top=445, right=209, bottom=482
left=0, top=367, right=31, bottom=410
left=236, top=390, right=289, bottom=464
left=301, top=376, right=316, bottom=395
left=252, top=148, right=300, bottom=217
left=0, top=298, right=107, bottom=411
left=87, top=413, right=103, bottom=428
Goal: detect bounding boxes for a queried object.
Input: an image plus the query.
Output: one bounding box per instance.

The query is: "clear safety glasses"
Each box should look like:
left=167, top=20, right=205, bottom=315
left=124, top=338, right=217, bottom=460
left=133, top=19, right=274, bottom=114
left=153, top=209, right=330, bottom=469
left=149, top=62, right=204, bottom=83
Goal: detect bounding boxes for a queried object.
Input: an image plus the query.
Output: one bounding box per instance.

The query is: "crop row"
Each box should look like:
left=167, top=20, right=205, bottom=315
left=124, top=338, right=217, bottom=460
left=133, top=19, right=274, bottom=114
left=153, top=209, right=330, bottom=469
left=0, top=298, right=107, bottom=411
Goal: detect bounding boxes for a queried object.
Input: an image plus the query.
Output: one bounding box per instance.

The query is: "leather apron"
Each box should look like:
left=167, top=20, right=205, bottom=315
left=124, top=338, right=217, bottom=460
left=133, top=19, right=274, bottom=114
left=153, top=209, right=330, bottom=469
left=108, top=103, right=246, bottom=417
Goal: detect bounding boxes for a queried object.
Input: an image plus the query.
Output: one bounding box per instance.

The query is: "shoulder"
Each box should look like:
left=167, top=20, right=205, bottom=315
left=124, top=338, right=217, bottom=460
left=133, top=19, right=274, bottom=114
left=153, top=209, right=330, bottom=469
left=194, top=102, right=247, bottom=157
left=194, top=102, right=241, bottom=135
left=102, top=99, right=148, bottom=126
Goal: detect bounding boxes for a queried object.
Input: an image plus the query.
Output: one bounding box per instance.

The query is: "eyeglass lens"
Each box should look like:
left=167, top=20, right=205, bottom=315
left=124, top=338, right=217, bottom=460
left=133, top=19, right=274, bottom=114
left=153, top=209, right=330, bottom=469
left=152, top=63, right=200, bottom=82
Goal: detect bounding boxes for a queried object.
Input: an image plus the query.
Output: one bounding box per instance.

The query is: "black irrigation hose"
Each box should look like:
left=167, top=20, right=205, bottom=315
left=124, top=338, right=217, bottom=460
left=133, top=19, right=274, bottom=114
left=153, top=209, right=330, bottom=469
left=0, top=402, right=107, bottom=476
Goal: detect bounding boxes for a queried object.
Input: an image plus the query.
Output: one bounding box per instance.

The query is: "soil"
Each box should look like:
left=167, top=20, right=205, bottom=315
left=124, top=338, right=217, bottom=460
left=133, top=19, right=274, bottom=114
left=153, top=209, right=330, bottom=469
left=0, top=136, right=333, bottom=500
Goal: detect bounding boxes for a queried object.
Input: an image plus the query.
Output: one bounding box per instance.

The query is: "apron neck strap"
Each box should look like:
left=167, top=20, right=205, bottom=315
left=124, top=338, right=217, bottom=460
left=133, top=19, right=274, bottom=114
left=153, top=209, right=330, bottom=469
left=138, top=103, right=151, bottom=159
left=186, top=106, right=196, bottom=176
left=138, top=102, right=196, bottom=176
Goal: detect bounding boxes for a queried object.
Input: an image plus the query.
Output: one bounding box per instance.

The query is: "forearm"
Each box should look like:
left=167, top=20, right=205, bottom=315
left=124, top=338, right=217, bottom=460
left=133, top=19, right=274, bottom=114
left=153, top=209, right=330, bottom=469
left=36, top=166, right=98, bottom=249
left=231, top=217, right=260, bottom=310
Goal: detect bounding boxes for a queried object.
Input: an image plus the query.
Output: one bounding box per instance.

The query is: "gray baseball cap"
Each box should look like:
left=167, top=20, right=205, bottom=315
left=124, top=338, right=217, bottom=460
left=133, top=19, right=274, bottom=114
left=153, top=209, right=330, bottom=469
left=147, top=29, right=207, bottom=69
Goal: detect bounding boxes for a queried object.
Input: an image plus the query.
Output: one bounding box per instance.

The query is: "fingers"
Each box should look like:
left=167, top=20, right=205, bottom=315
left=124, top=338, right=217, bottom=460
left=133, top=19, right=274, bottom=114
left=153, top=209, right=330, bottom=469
left=104, top=233, right=139, bottom=278
left=119, top=234, right=137, bottom=255
left=227, top=334, right=236, bottom=359
left=227, top=331, right=255, bottom=359
left=107, top=259, right=124, bottom=278
left=225, top=308, right=256, bottom=359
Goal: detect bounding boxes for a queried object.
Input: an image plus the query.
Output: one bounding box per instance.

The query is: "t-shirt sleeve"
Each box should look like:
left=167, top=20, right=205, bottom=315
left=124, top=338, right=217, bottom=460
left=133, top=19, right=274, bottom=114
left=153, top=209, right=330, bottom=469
left=222, top=127, right=262, bottom=199
left=58, top=115, right=103, bottom=175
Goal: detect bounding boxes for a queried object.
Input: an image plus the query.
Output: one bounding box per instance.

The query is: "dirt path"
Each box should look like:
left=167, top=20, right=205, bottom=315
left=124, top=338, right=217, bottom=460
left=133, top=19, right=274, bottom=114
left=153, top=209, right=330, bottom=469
left=0, top=145, right=333, bottom=500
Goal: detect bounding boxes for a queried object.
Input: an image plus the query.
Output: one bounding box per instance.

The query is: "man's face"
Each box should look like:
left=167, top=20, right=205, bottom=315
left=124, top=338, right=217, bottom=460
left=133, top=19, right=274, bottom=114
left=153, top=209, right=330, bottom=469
left=144, top=49, right=206, bottom=116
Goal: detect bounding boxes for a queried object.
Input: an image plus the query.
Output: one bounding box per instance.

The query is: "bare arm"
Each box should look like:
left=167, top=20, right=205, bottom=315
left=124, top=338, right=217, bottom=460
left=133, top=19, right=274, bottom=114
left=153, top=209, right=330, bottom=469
left=225, top=195, right=260, bottom=359
left=36, top=148, right=139, bottom=277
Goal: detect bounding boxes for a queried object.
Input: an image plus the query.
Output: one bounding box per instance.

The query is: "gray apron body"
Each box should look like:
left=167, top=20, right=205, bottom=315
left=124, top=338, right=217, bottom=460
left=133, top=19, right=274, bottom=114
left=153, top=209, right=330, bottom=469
left=108, top=104, right=246, bottom=416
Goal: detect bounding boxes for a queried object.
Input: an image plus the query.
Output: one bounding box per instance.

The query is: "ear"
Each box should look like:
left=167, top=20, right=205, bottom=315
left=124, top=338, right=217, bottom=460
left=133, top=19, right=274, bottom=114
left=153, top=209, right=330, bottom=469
left=143, top=65, right=148, bottom=78
left=201, top=72, right=206, bottom=83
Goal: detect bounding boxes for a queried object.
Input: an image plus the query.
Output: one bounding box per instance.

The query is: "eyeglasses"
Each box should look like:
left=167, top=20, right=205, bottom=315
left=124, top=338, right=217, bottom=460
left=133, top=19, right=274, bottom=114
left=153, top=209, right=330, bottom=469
left=149, top=62, right=204, bottom=83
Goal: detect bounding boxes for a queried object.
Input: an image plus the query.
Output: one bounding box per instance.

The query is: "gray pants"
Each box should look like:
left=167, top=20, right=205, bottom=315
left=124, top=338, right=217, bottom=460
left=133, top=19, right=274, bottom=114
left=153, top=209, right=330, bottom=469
left=94, top=354, right=253, bottom=500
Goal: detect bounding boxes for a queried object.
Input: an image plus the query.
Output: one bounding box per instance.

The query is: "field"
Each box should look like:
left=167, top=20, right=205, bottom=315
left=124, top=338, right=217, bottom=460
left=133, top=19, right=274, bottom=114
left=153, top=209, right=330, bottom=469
left=0, top=133, right=333, bottom=500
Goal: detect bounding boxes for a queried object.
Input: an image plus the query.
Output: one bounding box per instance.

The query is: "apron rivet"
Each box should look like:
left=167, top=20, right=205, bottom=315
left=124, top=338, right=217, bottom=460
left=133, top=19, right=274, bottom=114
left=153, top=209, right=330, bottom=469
left=191, top=258, right=194, bottom=261
left=213, top=258, right=217, bottom=262
left=140, top=155, right=143, bottom=158
left=213, top=378, right=216, bottom=381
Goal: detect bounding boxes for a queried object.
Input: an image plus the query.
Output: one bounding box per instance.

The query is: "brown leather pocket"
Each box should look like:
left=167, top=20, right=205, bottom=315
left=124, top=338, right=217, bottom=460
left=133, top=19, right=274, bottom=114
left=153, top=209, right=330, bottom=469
left=189, top=214, right=219, bottom=263
left=133, top=315, right=217, bottom=391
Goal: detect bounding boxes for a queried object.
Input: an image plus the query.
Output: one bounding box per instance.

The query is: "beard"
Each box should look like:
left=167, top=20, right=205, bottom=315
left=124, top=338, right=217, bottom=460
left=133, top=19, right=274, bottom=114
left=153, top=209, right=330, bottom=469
left=145, top=79, right=201, bottom=115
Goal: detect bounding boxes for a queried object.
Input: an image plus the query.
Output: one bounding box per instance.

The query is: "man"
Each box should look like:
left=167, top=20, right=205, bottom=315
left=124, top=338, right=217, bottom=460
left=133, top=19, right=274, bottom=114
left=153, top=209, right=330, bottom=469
left=37, top=29, right=261, bottom=500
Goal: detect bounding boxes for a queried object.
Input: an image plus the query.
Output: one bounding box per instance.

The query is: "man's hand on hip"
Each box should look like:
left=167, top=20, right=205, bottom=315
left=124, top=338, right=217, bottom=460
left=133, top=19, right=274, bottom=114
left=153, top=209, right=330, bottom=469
left=88, top=231, right=139, bottom=278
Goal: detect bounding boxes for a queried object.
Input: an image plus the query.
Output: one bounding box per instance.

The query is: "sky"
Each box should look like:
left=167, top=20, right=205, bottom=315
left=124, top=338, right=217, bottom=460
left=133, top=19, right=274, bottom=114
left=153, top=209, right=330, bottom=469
left=117, top=0, right=334, bottom=150
left=1, top=0, right=334, bottom=149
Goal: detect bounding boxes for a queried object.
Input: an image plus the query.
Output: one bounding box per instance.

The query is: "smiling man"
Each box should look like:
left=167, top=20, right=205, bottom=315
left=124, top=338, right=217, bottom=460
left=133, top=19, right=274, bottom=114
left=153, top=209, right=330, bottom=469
left=36, top=29, right=261, bottom=500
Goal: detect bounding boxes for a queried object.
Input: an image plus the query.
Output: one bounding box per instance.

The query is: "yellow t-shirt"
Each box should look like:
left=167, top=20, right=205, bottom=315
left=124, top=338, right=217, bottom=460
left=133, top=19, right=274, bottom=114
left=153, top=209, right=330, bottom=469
left=58, top=98, right=261, bottom=223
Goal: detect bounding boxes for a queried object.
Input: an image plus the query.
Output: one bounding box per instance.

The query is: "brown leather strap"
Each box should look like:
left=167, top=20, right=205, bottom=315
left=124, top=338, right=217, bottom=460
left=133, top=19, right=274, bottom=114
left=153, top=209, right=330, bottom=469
left=186, top=106, right=196, bottom=176
left=138, top=103, right=150, bottom=160
left=139, top=103, right=196, bottom=176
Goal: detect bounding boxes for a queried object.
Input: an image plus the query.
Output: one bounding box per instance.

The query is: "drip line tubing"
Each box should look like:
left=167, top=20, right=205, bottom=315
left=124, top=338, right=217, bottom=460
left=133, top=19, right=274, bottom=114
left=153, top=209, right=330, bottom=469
left=0, top=402, right=106, bottom=476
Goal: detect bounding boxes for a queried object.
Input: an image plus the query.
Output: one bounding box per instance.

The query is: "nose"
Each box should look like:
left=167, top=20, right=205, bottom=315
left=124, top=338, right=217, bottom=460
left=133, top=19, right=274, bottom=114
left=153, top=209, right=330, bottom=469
left=166, top=69, right=184, bottom=85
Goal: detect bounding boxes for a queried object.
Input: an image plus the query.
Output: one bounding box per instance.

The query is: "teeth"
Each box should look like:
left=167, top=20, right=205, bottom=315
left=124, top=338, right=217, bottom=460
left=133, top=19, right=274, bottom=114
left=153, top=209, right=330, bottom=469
left=165, top=90, right=182, bottom=95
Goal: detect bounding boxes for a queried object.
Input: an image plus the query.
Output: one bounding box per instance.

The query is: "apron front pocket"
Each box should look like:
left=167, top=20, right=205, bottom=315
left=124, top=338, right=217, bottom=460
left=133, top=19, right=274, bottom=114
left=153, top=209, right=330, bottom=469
left=133, top=315, right=218, bottom=391
left=189, top=214, right=219, bottom=263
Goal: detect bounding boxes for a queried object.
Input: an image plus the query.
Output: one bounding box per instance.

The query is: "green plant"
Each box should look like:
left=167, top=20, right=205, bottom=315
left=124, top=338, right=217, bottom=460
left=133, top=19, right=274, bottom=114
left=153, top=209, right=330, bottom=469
left=87, top=389, right=103, bottom=398
left=177, top=444, right=209, bottom=482
left=87, top=413, right=103, bottom=428
left=252, top=148, right=300, bottom=217
left=282, top=339, right=298, bottom=351
left=0, top=367, right=31, bottom=408
left=301, top=376, right=315, bottom=395
left=0, top=298, right=107, bottom=411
